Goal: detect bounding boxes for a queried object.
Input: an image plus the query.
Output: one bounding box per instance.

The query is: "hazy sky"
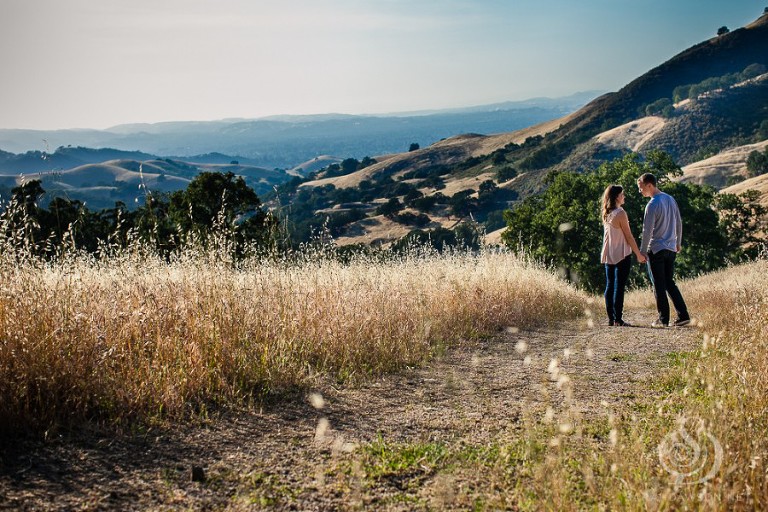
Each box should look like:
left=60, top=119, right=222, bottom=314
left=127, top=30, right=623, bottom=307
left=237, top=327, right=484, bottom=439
left=1, top=0, right=763, bottom=129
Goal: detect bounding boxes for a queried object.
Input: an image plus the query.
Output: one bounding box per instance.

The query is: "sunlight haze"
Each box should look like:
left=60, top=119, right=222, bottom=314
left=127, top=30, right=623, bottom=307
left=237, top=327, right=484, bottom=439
left=0, top=0, right=762, bottom=129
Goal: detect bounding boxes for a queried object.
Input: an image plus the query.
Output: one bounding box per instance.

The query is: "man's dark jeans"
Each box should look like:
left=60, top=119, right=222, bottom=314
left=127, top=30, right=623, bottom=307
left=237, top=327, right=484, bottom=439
left=647, top=249, right=689, bottom=324
left=605, top=255, right=631, bottom=323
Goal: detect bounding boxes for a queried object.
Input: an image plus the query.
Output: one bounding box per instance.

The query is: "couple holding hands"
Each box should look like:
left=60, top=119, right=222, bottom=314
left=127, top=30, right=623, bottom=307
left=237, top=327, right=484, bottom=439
left=601, top=173, right=691, bottom=328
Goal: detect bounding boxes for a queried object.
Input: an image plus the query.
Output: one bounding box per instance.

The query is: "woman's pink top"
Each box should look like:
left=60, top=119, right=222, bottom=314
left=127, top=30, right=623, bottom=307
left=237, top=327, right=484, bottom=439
left=601, top=207, right=632, bottom=264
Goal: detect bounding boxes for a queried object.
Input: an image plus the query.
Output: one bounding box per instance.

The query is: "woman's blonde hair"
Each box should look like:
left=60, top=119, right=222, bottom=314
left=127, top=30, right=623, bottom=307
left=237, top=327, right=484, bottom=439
left=602, top=184, right=623, bottom=222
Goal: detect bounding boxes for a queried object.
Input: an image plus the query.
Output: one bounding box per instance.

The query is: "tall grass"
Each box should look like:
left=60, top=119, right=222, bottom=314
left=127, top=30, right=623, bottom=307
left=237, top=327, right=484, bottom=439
left=669, top=259, right=768, bottom=508
left=475, top=259, right=768, bottom=510
left=0, top=239, right=586, bottom=434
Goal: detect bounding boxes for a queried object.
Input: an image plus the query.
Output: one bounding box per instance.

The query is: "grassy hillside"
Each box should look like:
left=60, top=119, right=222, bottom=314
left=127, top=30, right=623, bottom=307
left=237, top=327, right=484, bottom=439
left=0, top=156, right=291, bottom=211
left=681, top=139, right=768, bottom=188
left=550, top=13, right=768, bottom=150
left=631, top=73, right=768, bottom=164
left=0, top=146, right=156, bottom=174
left=722, top=172, right=768, bottom=207
left=272, top=14, right=768, bottom=247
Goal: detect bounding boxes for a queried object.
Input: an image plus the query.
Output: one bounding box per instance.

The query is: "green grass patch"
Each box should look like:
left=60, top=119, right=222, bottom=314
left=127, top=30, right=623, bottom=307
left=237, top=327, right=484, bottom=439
left=664, top=350, right=695, bottom=367
left=361, top=438, right=448, bottom=483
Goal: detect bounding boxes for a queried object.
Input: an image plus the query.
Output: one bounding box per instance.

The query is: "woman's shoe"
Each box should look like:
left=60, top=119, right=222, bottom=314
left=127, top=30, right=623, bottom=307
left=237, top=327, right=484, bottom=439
left=615, top=320, right=632, bottom=327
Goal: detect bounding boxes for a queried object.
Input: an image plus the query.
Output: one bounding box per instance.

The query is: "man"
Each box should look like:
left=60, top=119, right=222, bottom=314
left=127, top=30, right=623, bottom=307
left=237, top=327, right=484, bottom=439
left=637, top=173, right=691, bottom=327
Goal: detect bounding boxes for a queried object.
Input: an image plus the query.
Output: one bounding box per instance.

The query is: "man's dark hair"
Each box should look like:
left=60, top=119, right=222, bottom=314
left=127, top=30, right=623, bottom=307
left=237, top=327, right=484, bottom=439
left=639, top=173, right=657, bottom=186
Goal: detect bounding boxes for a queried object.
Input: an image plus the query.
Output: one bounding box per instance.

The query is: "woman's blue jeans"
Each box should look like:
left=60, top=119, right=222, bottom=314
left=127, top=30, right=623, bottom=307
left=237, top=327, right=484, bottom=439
left=605, top=255, right=631, bottom=323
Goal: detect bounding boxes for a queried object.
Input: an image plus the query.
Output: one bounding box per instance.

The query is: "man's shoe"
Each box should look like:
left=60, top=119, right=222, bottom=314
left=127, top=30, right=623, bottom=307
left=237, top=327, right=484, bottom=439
left=673, top=318, right=691, bottom=327
left=615, top=320, right=632, bottom=327
left=651, top=319, right=669, bottom=328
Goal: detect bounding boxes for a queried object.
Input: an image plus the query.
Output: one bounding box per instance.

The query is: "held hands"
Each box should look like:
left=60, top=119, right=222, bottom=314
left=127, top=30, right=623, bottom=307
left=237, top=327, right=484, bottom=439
left=636, top=252, right=647, bottom=264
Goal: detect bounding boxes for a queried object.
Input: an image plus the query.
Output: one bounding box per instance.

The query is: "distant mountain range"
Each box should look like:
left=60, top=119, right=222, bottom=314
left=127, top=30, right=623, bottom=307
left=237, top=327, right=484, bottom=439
left=0, top=92, right=600, bottom=169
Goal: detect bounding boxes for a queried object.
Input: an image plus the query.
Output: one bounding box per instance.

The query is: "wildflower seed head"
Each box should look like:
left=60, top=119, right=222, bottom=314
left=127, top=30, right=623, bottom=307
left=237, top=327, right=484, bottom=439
left=548, top=358, right=560, bottom=372
left=315, top=418, right=330, bottom=442
left=309, top=393, right=325, bottom=410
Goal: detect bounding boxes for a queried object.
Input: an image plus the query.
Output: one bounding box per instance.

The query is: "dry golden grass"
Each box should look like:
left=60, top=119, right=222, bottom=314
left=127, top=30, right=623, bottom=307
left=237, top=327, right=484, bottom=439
left=722, top=172, right=768, bottom=207
left=668, top=259, right=768, bottom=507
left=0, top=243, right=586, bottom=434
left=594, top=115, right=667, bottom=152
left=301, top=111, right=577, bottom=191
left=680, top=140, right=768, bottom=188
left=501, top=260, right=768, bottom=510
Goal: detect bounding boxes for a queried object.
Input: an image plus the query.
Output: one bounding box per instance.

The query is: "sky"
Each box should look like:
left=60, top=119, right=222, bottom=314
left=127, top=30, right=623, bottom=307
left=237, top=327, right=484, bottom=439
left=0, top=0, right=764, bottom=130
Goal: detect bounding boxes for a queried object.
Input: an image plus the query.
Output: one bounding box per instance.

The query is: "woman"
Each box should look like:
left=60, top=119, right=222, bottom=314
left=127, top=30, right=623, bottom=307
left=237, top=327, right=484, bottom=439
left=601, top=184, right=645, bottom=326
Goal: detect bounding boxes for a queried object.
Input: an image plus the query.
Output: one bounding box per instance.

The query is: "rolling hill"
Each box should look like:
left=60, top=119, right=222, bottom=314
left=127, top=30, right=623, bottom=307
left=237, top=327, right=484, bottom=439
left=722, top=172, right=768, bottom=207
left=276, top=12, right=768, bottom=246
left=679, top=139, right=768, bottom=187
left=0, top=155, right=291, bottom=211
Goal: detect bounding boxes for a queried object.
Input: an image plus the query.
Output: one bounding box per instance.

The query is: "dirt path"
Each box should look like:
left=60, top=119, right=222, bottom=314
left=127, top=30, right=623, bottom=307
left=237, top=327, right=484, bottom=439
left=0, top=307, right=701, bottom=511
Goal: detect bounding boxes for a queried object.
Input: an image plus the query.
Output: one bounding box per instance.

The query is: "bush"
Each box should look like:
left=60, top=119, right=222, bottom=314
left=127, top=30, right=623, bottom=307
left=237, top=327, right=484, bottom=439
left=449, top=190, right=478, bottom=218
left=403, top=189, right=424, bottom=204
left=759, top=119, right=768, bottom=141
left=747, top=148, right=768, bottom=177
left=393, top=211, right=431, bottom=227
left=376, top=198, right=404, bottom=218
left=419, top=175, right=445, bottom=190
left=644, top=98, right=673, bottom=117
left=491, top=150, right=507, bottom=165
left=410, top=195, right=439, bottom=212
left=496, top=166, right=518, bottom=183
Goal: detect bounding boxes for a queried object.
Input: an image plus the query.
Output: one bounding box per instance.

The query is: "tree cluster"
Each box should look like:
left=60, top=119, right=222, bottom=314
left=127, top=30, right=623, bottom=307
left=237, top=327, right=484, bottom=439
left=671, top=63, right=767, bottom=103
left=747, top=147, right=768, bottom=177
left=1, top=172, right=276, bottom=257
left=502, top=151, right=767, bottom=292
